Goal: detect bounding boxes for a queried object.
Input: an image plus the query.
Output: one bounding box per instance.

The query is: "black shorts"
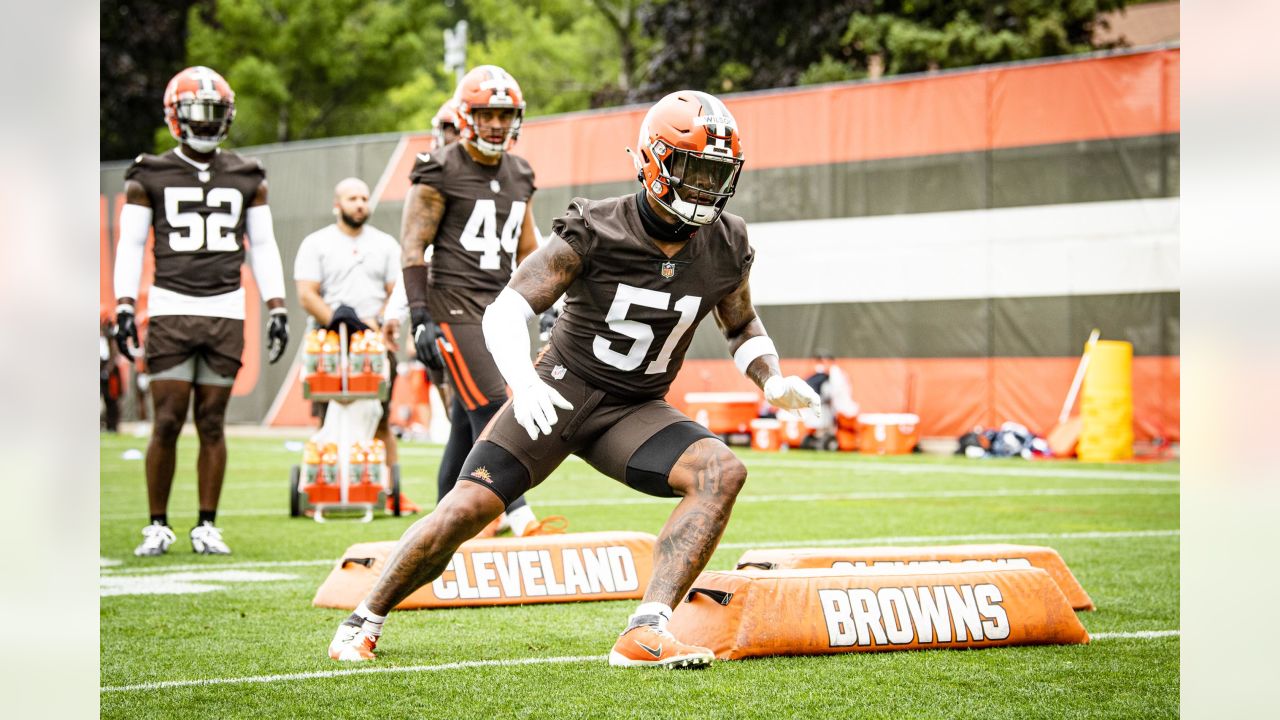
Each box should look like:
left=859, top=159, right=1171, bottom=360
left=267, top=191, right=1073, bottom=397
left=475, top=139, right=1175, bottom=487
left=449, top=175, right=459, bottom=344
left=474, top=346, right=718, bottom=501
left=145, top=314, right=244, bottom=379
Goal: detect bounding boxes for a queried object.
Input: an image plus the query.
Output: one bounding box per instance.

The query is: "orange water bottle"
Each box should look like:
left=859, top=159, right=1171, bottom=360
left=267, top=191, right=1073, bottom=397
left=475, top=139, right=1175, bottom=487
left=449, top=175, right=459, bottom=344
left=320, top=443, right=339, bottom=484
left=304, top=330, right=322, bottom=378
left=303, top=441, right=321, bottom=485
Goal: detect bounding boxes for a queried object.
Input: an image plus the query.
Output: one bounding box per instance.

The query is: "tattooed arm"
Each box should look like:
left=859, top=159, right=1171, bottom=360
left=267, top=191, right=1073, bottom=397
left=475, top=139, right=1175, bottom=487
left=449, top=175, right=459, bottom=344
left=713, top=277, right=779, bottom=390
left=400, top=183, right=445, bottom=270
left=506, top=233, right=583, bottom=314
left=714, top=277, right=820, bottom=411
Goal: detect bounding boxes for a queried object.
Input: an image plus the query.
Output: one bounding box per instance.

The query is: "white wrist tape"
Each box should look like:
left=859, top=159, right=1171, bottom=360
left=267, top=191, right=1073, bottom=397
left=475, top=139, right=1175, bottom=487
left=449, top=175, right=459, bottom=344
left=733, top=335, right=778, bottom=375
left=113, top=203, right=153, bottom=301
left=483, top=288, right=539, bottom=389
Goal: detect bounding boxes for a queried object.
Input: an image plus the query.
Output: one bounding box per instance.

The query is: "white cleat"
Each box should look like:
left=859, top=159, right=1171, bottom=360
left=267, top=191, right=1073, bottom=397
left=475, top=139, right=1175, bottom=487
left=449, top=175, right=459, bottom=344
left=190, top=523, right=232, bottom=555
left=133, top=524, right=176, bottom=557
left=329, top=623, right=378, bottom=662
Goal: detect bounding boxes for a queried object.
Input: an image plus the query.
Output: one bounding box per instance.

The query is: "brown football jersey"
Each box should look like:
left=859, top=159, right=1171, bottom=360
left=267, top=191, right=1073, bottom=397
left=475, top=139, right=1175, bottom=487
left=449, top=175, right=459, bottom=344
left=124, top=149, right=265, bottom=297
left=549, top=194, right=755, bottom=400
left=410, top=141, right=537, bottom=322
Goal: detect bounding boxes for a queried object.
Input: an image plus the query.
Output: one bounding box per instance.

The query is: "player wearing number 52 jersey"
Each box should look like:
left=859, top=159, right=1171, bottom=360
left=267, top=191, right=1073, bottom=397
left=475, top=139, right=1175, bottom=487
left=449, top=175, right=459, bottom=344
left=330, top=90, right=821, bottom=668
left=400, top=65, right=552, bottom=537
left=113, top=66, right=289, bottom=558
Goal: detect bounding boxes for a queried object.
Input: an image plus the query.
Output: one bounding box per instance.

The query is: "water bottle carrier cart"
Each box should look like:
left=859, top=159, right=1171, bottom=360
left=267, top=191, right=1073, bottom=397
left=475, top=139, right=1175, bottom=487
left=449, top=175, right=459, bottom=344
left=289, top=323, right=401, bottom=522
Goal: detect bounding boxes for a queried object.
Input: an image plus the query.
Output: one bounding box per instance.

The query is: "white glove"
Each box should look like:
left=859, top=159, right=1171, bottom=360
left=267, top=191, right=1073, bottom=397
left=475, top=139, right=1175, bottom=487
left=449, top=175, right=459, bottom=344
left=764, top=375, right=821, bottom=414
left=511, top=379, right=574, bottom=441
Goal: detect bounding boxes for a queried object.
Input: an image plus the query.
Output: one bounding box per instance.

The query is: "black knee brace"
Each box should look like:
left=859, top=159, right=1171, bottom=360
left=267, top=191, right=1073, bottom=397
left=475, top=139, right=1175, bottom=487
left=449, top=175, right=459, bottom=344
left=458, top=441, right=532, bottom=509
left=625, top=421, right=718, bottom=498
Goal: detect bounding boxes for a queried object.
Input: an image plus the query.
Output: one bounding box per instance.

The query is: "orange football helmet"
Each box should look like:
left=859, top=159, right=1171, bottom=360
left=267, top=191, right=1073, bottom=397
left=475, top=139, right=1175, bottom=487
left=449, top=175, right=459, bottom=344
left=631, top=91, right=744, bottom=226
left=431, top=96, right=461, bottom=148
left=163, top=66, right=236, bottom=153
left=454, top=65, right=525, bottom=155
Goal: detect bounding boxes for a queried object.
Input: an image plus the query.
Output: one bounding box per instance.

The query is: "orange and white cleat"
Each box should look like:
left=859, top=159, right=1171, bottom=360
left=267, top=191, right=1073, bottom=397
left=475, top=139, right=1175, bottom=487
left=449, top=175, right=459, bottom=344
left=608, top=624, right=713, bottom=669
left=521, top=515, right=568, bottom=536
left=328, top=622, right=378, bottom=662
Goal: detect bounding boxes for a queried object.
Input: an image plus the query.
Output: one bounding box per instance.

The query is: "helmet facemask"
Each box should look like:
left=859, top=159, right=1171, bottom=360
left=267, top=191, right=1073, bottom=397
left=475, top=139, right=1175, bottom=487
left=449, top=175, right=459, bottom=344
left=647, top=143, right=742, bottom=226
left=464, top=106, right=522, bottom=157
left=174, top=98, right=234, bottom=153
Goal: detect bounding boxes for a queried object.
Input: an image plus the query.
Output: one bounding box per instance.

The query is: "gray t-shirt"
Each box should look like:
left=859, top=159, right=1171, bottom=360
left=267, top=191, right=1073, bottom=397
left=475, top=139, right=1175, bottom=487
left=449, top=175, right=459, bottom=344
left=294, top=223, right=401, bottom=321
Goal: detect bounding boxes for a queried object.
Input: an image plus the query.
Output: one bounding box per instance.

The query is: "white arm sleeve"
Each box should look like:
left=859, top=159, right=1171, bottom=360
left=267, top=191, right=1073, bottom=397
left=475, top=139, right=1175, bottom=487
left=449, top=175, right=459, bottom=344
left=482, top=288, right=539, bottom=389
left=113, top=203, right=152, bottom=301
left=246, top=205, right=287, bottom=302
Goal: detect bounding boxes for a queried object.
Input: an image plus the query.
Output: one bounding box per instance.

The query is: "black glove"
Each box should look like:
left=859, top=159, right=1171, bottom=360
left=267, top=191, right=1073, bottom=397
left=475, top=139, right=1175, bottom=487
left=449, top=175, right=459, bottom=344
left=267, top=310, right=290, bottom=364
left=113, top=307, right=139, bottom=361
left=410, top=306, right=444, bottom=371
left=538, top=306, right=561, bottom=342
left=327, top=304, right=369, bottom=334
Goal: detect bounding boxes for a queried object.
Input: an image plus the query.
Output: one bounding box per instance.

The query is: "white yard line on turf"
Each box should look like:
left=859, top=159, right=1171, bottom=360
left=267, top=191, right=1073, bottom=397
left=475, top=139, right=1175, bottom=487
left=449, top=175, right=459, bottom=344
left=1090, top=630, right=1180, bottom=640
left=101, top=528, right=1178, bottom=575
left=101, top=486, right=1176, bottom=521
left=740, top=458, right=1178, bottom=482
left=100, top=630, right=1180, bottom=693
left=100, top=654, right=608, bottom=693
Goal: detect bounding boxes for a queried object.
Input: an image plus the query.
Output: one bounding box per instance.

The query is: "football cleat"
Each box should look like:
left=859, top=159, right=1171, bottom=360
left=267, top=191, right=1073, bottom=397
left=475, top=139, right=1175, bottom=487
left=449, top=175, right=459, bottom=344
left=521, top=515, right=569, bottom=536
left=190, top=522, right=231, bottom=555
left=608, top=624, right=713, bottom=669
left=329, top=623, right=378, bottom=662
left=133, top=523, right=176, bottom=557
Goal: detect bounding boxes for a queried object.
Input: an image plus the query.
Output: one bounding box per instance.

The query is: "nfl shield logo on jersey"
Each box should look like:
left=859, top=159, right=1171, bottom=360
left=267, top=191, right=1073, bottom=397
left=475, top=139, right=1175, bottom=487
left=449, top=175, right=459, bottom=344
left=551, top=365, right=567, bottom=380
left=660, top=261, right=676, bottom=279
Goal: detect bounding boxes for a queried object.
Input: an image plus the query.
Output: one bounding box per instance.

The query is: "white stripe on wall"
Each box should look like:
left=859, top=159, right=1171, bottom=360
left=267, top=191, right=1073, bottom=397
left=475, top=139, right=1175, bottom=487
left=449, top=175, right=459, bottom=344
left=747, top=198, right=1179, bottom=305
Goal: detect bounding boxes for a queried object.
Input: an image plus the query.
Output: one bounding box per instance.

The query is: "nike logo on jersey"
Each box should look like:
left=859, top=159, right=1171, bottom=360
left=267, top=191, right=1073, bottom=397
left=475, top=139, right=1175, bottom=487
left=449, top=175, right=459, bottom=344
left=417, top=153, right=431, bottom=163
left=635, top=640, right=662, bottom=658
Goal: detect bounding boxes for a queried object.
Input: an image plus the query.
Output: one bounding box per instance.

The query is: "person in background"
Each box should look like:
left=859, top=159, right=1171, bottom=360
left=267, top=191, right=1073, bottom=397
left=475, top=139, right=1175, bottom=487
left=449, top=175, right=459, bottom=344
left=295, top=177, right=420, bottom=514
left=113, top=66, right=290, bottom=557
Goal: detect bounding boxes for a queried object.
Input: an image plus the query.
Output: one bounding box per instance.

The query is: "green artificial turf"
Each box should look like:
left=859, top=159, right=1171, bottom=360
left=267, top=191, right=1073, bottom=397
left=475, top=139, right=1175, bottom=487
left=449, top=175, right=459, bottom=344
left=100, top=434, right=1178, bottom=719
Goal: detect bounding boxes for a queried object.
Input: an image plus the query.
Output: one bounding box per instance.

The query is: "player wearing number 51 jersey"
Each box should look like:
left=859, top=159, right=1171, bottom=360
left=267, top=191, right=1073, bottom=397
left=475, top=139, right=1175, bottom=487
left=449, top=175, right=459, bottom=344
left=113, top=66, right=289, bottom=559
left=330, top=90, right=821, bottom=668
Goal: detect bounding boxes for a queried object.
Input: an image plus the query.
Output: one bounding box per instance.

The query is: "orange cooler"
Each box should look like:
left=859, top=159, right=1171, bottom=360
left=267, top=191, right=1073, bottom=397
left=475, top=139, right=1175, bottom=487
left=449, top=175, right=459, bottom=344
left=749, top=419, right=782, bottom=451
left=685, top=392, right=760, bottom=435
left=856, top=413, right=919, bottom=455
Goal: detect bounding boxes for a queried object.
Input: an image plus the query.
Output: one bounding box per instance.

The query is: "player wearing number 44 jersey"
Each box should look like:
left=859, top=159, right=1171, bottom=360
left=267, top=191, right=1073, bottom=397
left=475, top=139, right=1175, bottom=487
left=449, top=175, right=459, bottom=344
left=397, top=66, right=554, bottom=537
left=330, top=90, right=820, bottom=668
left=113, top=66, right=289, bottom=558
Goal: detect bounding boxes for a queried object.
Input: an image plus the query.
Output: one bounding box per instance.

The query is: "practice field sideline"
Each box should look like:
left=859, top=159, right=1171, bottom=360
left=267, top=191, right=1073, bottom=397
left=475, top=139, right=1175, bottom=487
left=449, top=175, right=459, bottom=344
left=100, top=434, right=1178, bottom=719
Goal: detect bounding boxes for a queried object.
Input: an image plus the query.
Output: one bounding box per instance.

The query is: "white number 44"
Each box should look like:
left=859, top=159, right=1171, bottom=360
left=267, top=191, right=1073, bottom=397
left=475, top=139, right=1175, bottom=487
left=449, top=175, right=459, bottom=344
left=459, top=199, right=526, bottom=269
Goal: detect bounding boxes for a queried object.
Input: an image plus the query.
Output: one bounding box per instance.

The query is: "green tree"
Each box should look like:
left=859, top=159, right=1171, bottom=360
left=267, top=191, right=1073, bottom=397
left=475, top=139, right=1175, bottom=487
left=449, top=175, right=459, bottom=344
left=101, top=1, right=203, bottom=160
left=829, top=0, right=1129, bottom=80
left=185, top=0, right=453, bottom=146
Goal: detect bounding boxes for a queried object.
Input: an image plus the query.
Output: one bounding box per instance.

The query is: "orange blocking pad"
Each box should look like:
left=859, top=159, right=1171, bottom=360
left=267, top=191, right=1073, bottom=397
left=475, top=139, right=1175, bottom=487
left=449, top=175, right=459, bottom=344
left=313, top=531, right=656, bottom=610
left=667, top=567, right=1089, bottom=660
left=736, top=544, right=1094, bottom=611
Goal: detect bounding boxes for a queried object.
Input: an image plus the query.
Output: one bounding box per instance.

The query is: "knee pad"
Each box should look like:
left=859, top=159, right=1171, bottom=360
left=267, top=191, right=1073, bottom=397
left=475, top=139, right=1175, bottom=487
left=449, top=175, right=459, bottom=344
left=625, top=422, right=718, bottom=498
left=459, top=441, right=531, bottom=510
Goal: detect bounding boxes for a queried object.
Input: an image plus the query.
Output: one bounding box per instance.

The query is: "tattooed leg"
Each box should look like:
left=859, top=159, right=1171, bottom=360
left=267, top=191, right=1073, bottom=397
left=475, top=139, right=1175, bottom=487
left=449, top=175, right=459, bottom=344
left=363, top=482, right=505, bottom=616
left=643, top=438, right=748, bottom=608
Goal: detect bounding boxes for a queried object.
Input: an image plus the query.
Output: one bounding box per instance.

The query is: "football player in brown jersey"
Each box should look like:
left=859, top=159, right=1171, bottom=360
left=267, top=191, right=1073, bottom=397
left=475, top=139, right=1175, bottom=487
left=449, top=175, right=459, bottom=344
left=113, top=66, right=289, bottom=557
left=329, top=91, right=819, bottom=668
left=396, top=66, right=557, bottom=538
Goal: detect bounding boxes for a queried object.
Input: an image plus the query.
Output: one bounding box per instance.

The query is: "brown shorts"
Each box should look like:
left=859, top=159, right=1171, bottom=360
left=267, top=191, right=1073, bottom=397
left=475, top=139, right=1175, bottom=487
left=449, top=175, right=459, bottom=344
left=437, top=321, right=506, bottom=409
left=476, top=346, right=717, bottom=501
left=145, top=315, right=244, bottom=379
